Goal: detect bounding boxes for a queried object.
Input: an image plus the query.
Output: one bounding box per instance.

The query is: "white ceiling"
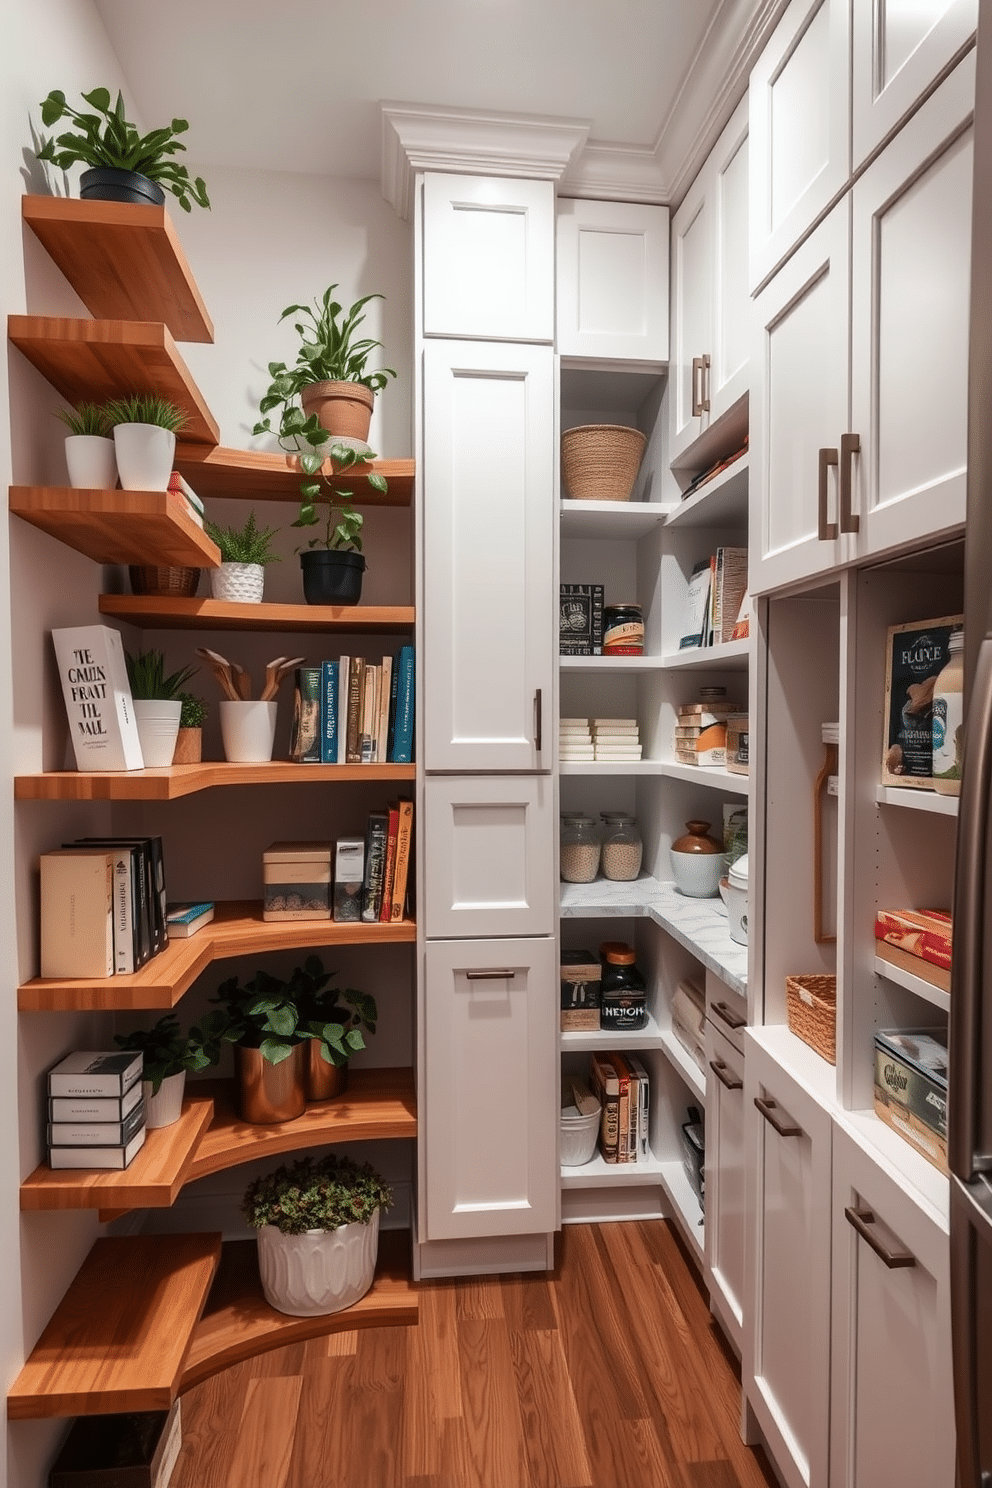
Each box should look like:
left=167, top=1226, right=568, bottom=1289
left=93, top=0, right=755, bottom=199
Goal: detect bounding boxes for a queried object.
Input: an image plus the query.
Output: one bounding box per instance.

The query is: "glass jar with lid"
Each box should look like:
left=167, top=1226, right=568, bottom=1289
left=560, top=813, right=601, bottom=883
left=599, top=812, right=643, bottom=881
left=599, top=941, right=648, bottom=1030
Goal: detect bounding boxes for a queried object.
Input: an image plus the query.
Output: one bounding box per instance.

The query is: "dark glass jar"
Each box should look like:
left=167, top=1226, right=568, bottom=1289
left=599, top=941, right=648, bottom=1030
left=602, top=602, right=644, bottom=655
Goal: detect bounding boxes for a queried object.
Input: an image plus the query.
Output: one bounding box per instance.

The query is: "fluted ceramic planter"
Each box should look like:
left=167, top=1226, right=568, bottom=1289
left=256, top=1208, right=380, bottom=1316
left=132, top=699, right=182, bottom=768
left=235, top=1043, right=307, bottom=1124
left=143, top=1070, right=186, bottom=1129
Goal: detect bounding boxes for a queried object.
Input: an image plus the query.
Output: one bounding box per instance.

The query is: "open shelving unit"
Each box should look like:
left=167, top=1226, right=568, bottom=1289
left=9, top=487, right=221, bottom=568
left=15, top=760, right=416, bottom=802
left=98, top=595, right=416, bottom=633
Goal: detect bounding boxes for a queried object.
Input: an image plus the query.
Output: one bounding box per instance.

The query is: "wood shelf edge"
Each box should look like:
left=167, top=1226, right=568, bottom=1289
left=15, top=759, right=418, bottom=802
left=174, top=445, right=414, bottom=506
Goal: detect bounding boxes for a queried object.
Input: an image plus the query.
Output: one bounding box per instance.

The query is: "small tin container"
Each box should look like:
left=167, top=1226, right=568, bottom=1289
left=602, top=603, right=644, bottom=655
left=263, top=841, right=333, bottom=921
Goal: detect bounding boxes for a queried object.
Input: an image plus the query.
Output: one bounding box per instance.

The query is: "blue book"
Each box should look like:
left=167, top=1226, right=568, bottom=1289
left=389, top=645, right=415, bottom=763
left=320, top=660, right=338, bottom=764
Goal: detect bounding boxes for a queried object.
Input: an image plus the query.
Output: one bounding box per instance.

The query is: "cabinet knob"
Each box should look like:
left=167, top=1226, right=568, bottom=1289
left=844, top=1205, right=916, bottom=1269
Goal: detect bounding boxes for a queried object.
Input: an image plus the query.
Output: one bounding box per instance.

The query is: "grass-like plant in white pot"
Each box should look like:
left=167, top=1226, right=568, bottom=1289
left=113, top=1012, right=216, bottom=1129
left=125, top=648, right=197, bottom=768
left=55, top=400, right=117, bottom=489
left=243, top=1153, right=392, bottom=1317
left=104, top=394, right=188, bottom=492
left=203, top=509, right=281, bottom=604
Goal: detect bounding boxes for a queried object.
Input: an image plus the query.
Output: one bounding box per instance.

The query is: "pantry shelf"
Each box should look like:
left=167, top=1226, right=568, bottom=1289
left=15, top=760, right=416, bottom=802
left=874, top=955, right=951, bottom=1012
left=875, top=785, right=959, bottom=816
left=98, top=595, right=416, bottom=633
left=9, top=487, right=221, bottom=568
left=658, top=760, right=749, bottom=793
left=559, top=499, right=666, bottom=540
left=659, top=1028, right=707, bottom=1100
left=173, top=445, right=414, bottom=506
left=662, top=637, right=750, bottom=670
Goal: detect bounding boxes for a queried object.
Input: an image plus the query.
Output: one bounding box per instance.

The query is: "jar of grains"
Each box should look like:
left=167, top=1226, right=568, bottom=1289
left=560, top=814, right=601, bottom=883
left=599, top=812, right=643, bottom=880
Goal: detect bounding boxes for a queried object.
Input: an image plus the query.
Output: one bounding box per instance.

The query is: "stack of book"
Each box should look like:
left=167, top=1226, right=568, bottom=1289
left=289, top=644, right=415, bottom=766
left=592, top=718, right=641, bottom=761
left=331, top=801, right=415, bottom=924
left=47, top=1051, right=146, bottom=1170
left=166, top=901, right=214, bottom=939
left=590, top=1051, right=650, bottom=1164
left=679, top=547, right=749, bottom=650
left=674, top=698, right=739, bottom=767
left=559, top=718, right=594, bottom=762
left=168, top=470, right=205, bottom=528
left=874, top=907, right=952, bottom=993
left=41, top=835, right=168, bottom=979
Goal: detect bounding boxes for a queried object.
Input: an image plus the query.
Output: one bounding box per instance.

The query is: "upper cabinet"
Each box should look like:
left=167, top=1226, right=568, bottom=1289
left=421, top=173, right=555, bottom=342
left=555, top=199, right=669, bottom=365
left=670, top=96, right=750, bottom=462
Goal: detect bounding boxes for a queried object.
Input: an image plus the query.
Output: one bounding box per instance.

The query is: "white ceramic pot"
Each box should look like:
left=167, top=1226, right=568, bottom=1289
left=670, top=848, right=723, bottom=897
left=64, top=434, right=117, bottom=490
left=143, top=1070, right=186, bottom=1129
left=113, top=423, right=176, bottom=491
left=727, top=853, right=749, bottom=944
left=132, top=699, right=182, bottom=768
left=219, top=699, right=278, bottom=763
left=210, top=562, right=265, bottom=603
left=256, top=1207, right=380, bottom=1317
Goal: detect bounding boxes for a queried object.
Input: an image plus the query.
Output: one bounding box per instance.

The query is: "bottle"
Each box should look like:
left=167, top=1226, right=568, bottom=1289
left=932, top=629, right=964, bottom=795
left=599, top=942, right=647, bottom=1030
left=599, top=812, right=643, bottom=881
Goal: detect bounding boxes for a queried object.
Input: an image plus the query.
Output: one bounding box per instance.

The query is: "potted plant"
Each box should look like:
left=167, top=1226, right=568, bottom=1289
left=103, top=394, right=189, bottom=492
left=173, top=692, right=207, bottom=765
left=113, top=1012, right=216, bottom=1129
left=242, top=1152, right=391, bottom=1317
left=125, top=648, right=197, bottom=768
left=211, top=968, right=310, bottom=1124
left=36, top=87, right=210, bottom=211
left=54, top=400, right=116, bottom=490
left=203, top=509, right=281, bottom=604
left=294, top=443, right=379, bottom=606
left=293, top=955, right=378, bottom=1100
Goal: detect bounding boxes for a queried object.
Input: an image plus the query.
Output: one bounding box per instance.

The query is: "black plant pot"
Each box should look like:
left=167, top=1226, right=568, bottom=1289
left=79, top=167, right=166, bottom=207
left=300, top=550, right=366, bottom=606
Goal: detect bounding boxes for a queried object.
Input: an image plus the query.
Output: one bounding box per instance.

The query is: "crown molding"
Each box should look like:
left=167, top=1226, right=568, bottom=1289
left=381, top=102, right=590, bottom=219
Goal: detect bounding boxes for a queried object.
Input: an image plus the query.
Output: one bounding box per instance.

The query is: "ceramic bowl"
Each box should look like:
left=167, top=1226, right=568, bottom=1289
left=670, top=847, right=722, bottom=897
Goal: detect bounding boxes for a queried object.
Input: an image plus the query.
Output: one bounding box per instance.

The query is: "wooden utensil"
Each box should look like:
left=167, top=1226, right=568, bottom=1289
left=230, top=661, right=252, bottom=701
left=261, top=656, right=307, bottom=702
left=195, top=647, right=240, bottom=702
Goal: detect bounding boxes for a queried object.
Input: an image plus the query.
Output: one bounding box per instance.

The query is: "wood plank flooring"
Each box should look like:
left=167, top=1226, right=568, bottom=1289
left=171, top=1222, right=777, bottom=1488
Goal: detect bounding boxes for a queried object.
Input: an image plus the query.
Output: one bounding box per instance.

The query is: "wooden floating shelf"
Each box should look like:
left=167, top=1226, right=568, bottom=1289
left=98, top=594, right=416, bottom=633
left=18, top=901, right=417, bottom=1011
left=9, top=487, right=221, bottom=568
left=21, top=196, right=213, bottom=344
left=174, top=444, right=414, bottom=506
left=7, top=316, right=218, bottom=446
left=16, top=758, right=416, bottom=802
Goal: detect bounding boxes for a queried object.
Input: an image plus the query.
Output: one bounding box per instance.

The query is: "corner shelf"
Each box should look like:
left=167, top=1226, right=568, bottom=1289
left=21, top=197, right=214, bottom=344
left=16, top=760, right=416, bottom=802
left=9, top=487, right=221, bottom=568
left=664, top=451, right=750, bottom=529
left=658, top=760, right=749, bottom=794
left=18, top=901, right=417, bottom=1011
left=174, top=445, right=414, bottom=506
left=98, top=595, right=415, bottom=633
left=559, top=500, right=667, bottom=540
left=662, top=637, right=750, bottom=671
left=875, top=784, right=959, bottom=816
left=7, top=316, right=218, bottom=446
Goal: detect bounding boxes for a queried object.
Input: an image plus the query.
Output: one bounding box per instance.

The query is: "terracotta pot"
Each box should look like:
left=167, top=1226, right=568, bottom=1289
left=300, top=381, right=374, bottom=441
left=305, top=1041, right=349, bottom=1102
left=172, top=726, right=202, bottom=765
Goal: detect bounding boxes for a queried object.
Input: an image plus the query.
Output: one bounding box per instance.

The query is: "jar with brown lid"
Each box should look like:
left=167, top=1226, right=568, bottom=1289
left=599, top=942, right=647, bottom=1030
left=603, top=603, right=644, bottom=655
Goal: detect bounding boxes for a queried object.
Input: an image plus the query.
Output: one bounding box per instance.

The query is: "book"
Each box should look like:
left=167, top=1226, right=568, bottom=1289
left=75, top=836, right=165, bottom=961
left=51, top=624, right=144, bottom=772
left=680, top=560, right=712, bottom=650
left=40, top=849, right=115, bottom=979
left=360, top=663, right=378, bottom=763
left=389, top=645, right=415, bottom=763
left=168, top=470, right=205, bottom=526
left=712, top=547, right=748, bottom=646
left=49, top=1082, right=143, bottom=1123
left=627, top=1054, right=651, bottom=1161
left=874, top=907, right=953, bottom=973
left=590, top=1052, right=620, bottom=1163
left=345, top=657, right=366, bottom=764
left=333, top=836, right=364, bottom=922
left=379, top=804, right=400, bottom=922
left=881, top=615, right=963, bottom=787
left=49, top=1100, right=146, bottom=1147
left=48, top=1051, right=143, bottom=1098
left=320, top=660, right=339, bottom=765
left=608, top=1052, right=633, bottom=1162
left=362, top=811, right=390, bottom=922
left=559, top=949, right=601, bottom=1031
left=376, top=654, right=393, bottom=763
left=48, top=1125, right=147, bottom=1169
left=104, top=842, right=138, bottom=974
left=559, top=584, right=604, bottom=655
left=166, top=901, right=215, bottom=938
left=390, top=798, right=414, bottom=922
left=732, top=586, right=751, bottom=641
left=289, top=666, right=322, bottom=764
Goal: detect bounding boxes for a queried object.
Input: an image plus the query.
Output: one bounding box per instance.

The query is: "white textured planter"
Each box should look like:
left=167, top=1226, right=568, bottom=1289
left=256, top=1208, right=380, bottom=1317
left=219, top=699, right=277, bottom=763
left=210, top=562, right=265, bottom=603
left=113, top=423, right=176, bottom=491
left=143, top=1070, right=186, bottom=1129
left=64, top=434, right=117, bottom=490
left=133, top=699, right=182, bottom=767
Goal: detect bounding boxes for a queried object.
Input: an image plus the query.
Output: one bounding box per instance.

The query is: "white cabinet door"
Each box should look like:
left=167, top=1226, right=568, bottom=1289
left=705, top=1020, right=747, bottom=1352
left=851, top=0, right=976, bottom=171
left=422, top=340, right=555, bottom=772
left=556, top=198, right=669, bottom=364
left=745, top=1036, right=832, bottom=1488
left=749, top=0, right=851, bottom=292
left=829, top=1123, right=954, bottom=1488
left=750, top=203, right=854, bottom=596
left=850, top=50, right=974, bottom=562
left=423, top=937, right=558, bottom=1240
left=670, top=169, right=713, bottom=456
left=423, top=774, right=555, bottom=939
left=422, top=173, right=554, bottom=343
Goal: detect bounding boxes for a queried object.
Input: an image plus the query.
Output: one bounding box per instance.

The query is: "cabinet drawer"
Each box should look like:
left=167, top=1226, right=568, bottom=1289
left=705, top=1022, right=746, bottom=1350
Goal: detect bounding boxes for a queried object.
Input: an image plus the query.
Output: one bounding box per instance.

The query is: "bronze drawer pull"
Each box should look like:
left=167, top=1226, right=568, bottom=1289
left=710, top=1057, right=743, bottom=1092
left=713, top=999, right=746, bottom=1030
left=818, top=446, right=838, bottom=540
left=754, top=1095, right=801, bottom=1137
left=845, top=1206, right=916, bottom=1269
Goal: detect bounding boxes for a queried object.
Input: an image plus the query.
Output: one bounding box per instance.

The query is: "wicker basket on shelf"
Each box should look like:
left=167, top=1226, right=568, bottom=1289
left=561, top=424, right=647, bottom=502
left=128, top=565, right=200, bottom=598
left=786, top=974, right=837, bottom=1064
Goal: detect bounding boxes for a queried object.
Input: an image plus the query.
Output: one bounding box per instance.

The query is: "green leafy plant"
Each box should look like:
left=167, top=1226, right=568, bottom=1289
left=178, top=692, right=207, bottom=729
left=125, top=648, right=197, bottom=701
left=293, top=955, right=377, bottom=1068
left=54, top=401, right=111, bottom=437
left=203, top=510, right=282, bottom=566
left=242, top=1153, right=392, bottom=1234
left=261, top=287, right=396, bottom=395
left=211, top=968, right=305, bottom=1065
left=113, top=1012, right=217, bottom=1094
left=36, top=87, right=210, bottom=212
left=103, top=395, right=189, bottom=432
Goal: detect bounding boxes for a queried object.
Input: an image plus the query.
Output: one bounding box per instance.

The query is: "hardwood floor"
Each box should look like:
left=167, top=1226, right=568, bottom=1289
left=171, top=1222, right=777, bottom=1488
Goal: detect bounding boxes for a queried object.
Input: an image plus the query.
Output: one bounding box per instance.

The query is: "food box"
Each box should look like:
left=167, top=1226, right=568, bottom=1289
left=874, top=908, right=952, bottom=992
left=680, top=1106, right=705, bottom=1206
left=262, top=841, right=333, bottom=921
left=881, top=615, right=963, bottom=787
left=726, top=714, right=749, bottom=775
left=560, top=949, right=601, bottom=1031
left=873, top=1027, right=948, bottom=1172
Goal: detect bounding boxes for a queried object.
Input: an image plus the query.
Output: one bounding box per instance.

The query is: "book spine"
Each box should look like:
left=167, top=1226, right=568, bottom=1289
left=389, top=646, right=415, bottom=763
left=390, top=798, right=414, bottom=922
left=336, top=656, right=350, bottom=765
left=609, top=1052, right=632, bottom=1161
left=49, top=1086, right=141, bottom=1122
left=146, top=836, right=167, bottom=957
left=48, top=1126, right=146, bottom=1169
left=109, top=846, right=135, bottom=975
left=320, top=660, right=339, bottom=764
left=379, top=806, right=400, bottom=922
left=40, top=852, right=115, bottom=979
left=49, top=1104, right=145, bottom=1146
left=346, top=658, right=365, bottom=764
left=590, top=1052, right=620, bottom=1163
left=360, top=664, right=377, bottom=763
left=362, top=812, right=389, bottom=922
left=376, top=654, right=392, bottom=763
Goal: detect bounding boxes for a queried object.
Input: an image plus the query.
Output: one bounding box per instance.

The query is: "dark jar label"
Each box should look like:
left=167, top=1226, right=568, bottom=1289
left=600, top=994, right=648, bottom=1031
left=603, top=605, right=644, bottom=655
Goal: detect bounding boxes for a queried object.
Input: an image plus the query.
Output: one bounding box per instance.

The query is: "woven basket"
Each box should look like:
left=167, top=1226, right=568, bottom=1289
left=786, top=974, right=837, bottom=1064
left=561, top=424, right=647, bottom=502
left=129, top=565, right=200, bottom=598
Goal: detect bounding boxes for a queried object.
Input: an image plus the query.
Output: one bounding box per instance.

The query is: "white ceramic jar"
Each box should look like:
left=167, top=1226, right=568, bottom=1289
left=727, top=853, right=748, bottom=944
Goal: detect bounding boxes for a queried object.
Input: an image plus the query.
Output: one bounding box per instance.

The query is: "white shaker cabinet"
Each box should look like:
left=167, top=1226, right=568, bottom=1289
left=421, top=338, right=555, bottom=772
left=669, top=96, right=750, bottom=462
left=555, top=198, right=669, bottom=365
left=422, top=936, right=559, bottom=1240
left=421, top=173, right=554, bottom=343
left=705, top=1019, right=747, bottom=1352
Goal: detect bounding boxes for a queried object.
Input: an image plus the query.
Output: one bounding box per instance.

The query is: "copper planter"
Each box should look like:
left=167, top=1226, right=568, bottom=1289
left=235, top=1043, right=307, bottom=1124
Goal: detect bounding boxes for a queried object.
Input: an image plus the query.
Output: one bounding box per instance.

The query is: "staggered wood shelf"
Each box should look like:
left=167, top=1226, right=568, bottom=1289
left=21, top=197, right=214, bottom=344
left=7, top=316, right=218, bottom=445
left=15, top=759, right=416, bottom=801
left=18, top=901, right=417, bottom=1011
left=174, top=444, right=414, bottom=505
left=9, top=487, right=221, bottom=567
left=98, top=594, right=416, bottom=633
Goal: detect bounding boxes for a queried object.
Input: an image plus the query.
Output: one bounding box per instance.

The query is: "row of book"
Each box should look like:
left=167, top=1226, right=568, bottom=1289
left=289, top=645, right=415, bottom=766
left=168, top=469, right=205, bottom=527
left=40, top=835, right=169, bottom=979
left=358, top=801, right=414, bottom=924
left=47, top=1051, right=146, bottom=1169
left=680, top=547, right=749, bottom=650
left=560, top=717, right=643, bottom=762
left=590, top=1051, right=651, bottom=1164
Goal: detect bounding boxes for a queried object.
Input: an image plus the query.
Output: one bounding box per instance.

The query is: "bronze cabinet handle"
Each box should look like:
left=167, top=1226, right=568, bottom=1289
left=754, top=1095, right=802, bottom=1137
left=466, top=969, right=517, bottom=981
left=839, top=432, right=861, bottom=532
left=712, top=999, right=746, bottom=1031
left=818, top=446, right=839, bottom=540
left=844, top=1205, right=916, bottom=1269
left=691, top=354, right=711, bottom=416
left=534, top=688, right=542, bottom=752
left=710, top=1057, right=743, bottom=1092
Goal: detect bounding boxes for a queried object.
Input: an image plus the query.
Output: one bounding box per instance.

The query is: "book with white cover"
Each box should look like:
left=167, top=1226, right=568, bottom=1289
left=49, top=1082, right=143, bottom=1123
left=48, top=1125, right=146, bottom=1169
left=48, top=1050, right=143, bottom=1097
left=51, top=625, right=144, bottom=771
left=48, top=1101, right=146, bottom=1147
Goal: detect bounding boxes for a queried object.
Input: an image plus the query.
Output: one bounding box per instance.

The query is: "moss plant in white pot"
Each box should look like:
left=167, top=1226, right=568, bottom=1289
left=203, top=510, right=281, bottom=603
left=104, top=394, right=189, bottom=492
left=125, top=648, right=197, bottom=768
left=243, top=1153, right=391, bottom=1317
left=55, top=401, right=117, bottom=489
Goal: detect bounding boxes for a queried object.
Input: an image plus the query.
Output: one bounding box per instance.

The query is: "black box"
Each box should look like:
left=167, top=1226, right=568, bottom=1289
left=559, top=584, right=604, bottom=655
left=49, top=1402, right=181, bottom=1487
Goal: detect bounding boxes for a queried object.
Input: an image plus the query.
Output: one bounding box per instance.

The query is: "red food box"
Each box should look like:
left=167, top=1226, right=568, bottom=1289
left=874, top=908, right=953, bottom=972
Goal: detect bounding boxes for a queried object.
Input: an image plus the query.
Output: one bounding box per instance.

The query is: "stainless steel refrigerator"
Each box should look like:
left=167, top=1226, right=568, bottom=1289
left=953, top=6, right=992, bottom=1482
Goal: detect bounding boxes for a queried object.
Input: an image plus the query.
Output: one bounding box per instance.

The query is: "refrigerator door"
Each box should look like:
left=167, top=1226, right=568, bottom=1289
left=951, top=1174, right=992, bottom=1486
